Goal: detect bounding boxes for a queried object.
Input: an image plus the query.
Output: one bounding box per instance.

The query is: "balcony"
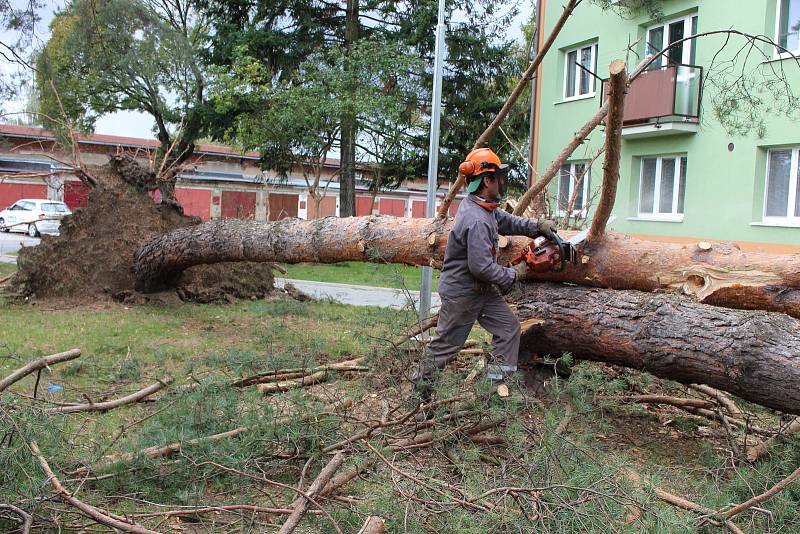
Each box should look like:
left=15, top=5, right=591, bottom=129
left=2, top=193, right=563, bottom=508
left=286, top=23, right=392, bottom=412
left=602, top=63, right=703, bottom=139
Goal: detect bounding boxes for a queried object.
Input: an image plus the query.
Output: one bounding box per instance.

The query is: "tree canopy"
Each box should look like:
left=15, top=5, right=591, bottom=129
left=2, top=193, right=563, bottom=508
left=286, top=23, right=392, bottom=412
left=35, top=0, right=209, bottom=183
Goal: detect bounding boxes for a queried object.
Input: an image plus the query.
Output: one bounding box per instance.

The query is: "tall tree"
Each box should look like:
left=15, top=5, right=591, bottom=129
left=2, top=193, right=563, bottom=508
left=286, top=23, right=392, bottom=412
left=202, top=0, right=527, bottom=212
left=34, top=0, right=209, bottom=197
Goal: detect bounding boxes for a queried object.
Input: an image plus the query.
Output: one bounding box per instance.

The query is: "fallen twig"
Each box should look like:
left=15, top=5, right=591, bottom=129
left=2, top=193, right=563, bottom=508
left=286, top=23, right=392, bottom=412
left=0, top=349, right=81, bottom=393
left=278, top=452, right=345, bottom=534
left=393, top=316, right=438, bottom=347
left=747, top=417, right=800, bottom=463
left=654, top=487, right=744, bottom=534
left=31, top=441, right=160, bottom=534
left=258, top=370, right=327, bottom=395
left=0, top=504, right=32, bottom=534
left=86, top=398, right=353, bottom=472
left=689, top=384, right=744, bottom=419
left=46, top=377, right=173, bottom=414
left=134, top=504, right=319, bottom=518
left=604, top=395, right=716, bottom=410
left=233, top=358, right=366, bottom=388
left=716, top=465, right=800, bottom=520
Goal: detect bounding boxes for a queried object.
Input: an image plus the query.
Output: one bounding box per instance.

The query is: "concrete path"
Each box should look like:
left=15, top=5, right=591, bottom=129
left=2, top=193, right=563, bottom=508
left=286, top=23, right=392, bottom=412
left=276, top=278, right=441, bottom=310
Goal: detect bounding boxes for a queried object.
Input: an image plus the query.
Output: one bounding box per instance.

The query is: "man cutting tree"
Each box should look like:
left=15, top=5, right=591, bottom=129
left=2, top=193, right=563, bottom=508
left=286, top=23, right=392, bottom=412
left=412, top=148, right=557, bottom=399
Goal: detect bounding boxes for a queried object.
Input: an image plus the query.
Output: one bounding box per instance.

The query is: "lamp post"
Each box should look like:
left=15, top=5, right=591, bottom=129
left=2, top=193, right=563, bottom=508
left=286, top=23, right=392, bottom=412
left=418, top=0, right=446, bottom=321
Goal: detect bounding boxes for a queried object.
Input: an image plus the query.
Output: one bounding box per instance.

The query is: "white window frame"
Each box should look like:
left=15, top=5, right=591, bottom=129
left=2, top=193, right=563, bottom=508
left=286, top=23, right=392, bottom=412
left=562, top=43, right=597, bottom=102
left=637, top=155, right=686, bottom=222
left=763, top=147, right=800, bottom=226
left=645, top=14, right=696, bottom=67
left=557, top=162, right=591, bottom=216
left=774, top=0, right=800, bottom=59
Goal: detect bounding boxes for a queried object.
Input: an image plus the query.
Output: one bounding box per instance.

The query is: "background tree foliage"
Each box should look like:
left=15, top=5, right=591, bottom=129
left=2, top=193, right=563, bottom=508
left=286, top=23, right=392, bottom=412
left=35, top=0, right=209, bottom=192
left=201, top=0, right=531, bottom=211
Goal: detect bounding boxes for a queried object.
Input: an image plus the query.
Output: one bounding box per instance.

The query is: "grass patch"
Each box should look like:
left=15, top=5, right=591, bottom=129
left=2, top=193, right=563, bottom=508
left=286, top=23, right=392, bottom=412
left=1, top=296, right=799, bottom=532
left=0, top=262, right=15, bottom=278
left=281, top=261, right=439, bottom=291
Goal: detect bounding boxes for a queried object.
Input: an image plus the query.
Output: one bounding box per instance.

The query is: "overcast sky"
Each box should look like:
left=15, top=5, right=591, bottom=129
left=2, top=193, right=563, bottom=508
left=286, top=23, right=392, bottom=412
left=2, top=0, right=532, bottom=141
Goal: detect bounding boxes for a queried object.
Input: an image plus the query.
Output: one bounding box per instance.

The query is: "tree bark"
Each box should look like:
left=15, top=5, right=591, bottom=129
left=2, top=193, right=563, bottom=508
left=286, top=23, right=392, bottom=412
left=134, top=218, right=800, bottom=320
left=588, top=60, right=627, bottom=241
left=514, top=283, right=800, bottom=414
left=338, top=0, right=359, bottom=217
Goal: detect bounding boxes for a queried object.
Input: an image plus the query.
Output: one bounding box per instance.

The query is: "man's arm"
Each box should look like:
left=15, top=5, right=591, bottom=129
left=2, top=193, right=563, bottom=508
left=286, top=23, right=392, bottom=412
left=495, top=209, right=540, bottom=237
left=466, top=221, right=516, bottom=291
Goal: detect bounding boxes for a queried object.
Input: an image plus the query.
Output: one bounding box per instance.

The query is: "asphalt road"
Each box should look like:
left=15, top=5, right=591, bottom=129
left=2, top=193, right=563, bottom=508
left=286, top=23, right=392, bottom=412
left=0, top=232, right=39, bottom=262
left=275, top=278, right=441, bottom=310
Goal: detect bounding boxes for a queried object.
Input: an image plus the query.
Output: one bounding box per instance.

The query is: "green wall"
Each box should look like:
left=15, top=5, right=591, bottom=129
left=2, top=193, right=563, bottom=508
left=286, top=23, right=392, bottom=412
left=536, top=0, right=800, bottom=246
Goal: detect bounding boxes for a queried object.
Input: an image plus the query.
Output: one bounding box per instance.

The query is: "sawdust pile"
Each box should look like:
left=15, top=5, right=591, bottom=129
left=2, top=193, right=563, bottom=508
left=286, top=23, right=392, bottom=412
left=12, top=162, right=274, bottom=302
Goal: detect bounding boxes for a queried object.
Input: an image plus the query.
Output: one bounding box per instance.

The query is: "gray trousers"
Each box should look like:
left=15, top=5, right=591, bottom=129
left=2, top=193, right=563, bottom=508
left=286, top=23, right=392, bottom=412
left=412, top=289, right=521, bottom=382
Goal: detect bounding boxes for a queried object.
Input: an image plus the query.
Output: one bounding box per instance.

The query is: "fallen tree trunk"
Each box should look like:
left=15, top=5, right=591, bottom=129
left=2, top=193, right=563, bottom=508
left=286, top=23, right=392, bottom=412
left=134, top=218, right=800, bottom=319
left=515, top=283, right=800, bottom=414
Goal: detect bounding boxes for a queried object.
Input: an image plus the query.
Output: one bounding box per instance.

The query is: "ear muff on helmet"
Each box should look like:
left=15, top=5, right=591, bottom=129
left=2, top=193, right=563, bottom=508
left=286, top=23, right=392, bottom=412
left=458, top=160, right=478, bottom=176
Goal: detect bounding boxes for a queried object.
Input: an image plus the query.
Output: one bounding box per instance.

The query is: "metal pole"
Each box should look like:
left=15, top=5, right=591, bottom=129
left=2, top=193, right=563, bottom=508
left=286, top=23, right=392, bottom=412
left=527, top=0, right=542, bottom=189
left=419, top=0, right=446, bottom=321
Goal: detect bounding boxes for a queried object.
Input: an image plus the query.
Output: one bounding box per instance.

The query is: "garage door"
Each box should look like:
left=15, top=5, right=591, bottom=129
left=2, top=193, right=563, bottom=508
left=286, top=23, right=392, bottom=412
left=175, top=188, right=212, bottom=221
left=268, top=193, right=298, bottom=221
left=0, top=182, right=48, bottom=210
left=411, top=200, right=427, bottom=218
left=309, top=196, right=337, bottom=219
left=379, top=198, right=405, bottom=217
left=355, top=196, right=373, bottom=217
left=221, top=190, right=256, bottom=219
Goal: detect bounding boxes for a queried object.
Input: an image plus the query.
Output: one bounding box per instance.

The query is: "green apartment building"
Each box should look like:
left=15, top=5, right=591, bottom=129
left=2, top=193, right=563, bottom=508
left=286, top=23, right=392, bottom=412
left=533, top=0, right=800, bottom=252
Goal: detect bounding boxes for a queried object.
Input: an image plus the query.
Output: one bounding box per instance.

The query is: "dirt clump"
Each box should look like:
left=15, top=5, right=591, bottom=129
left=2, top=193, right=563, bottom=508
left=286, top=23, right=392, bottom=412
left=12, top=162, right=273, bottom=302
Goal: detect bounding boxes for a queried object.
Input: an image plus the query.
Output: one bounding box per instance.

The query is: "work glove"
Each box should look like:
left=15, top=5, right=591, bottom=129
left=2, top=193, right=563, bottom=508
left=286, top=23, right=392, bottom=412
left=537, top=218, right=558, bottom=241
left=511, top=261, right=528, bottom=282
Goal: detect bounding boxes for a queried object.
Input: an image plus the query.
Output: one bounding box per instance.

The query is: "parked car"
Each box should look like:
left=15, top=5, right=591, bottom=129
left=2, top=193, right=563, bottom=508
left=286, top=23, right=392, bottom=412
left=0, top=199, right=72, bottom=237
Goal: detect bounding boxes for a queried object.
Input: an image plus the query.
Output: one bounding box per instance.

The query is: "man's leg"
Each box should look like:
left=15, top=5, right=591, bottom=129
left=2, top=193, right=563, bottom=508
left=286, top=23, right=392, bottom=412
left=475, top=291, right=521, bottom=381
left=411, top=295, right=481, bottom=383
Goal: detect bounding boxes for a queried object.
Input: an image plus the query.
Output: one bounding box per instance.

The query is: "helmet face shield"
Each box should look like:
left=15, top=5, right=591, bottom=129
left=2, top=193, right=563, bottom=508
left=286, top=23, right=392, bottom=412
left=495, top=164, right=509, bottom=198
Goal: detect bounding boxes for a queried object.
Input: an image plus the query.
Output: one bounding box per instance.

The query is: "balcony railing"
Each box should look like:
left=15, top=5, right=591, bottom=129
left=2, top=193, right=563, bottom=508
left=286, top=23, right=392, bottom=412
left=602, top=63, right=703, bottom=126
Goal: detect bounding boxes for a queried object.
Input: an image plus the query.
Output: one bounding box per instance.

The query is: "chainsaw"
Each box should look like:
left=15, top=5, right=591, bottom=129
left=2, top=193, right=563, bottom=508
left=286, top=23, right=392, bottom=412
left=510, top=228, right=588, bottom=273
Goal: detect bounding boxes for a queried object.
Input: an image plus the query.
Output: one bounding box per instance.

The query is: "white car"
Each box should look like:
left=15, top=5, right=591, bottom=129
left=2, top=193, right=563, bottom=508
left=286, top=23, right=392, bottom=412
left=0, top=199, right=72, bottom=237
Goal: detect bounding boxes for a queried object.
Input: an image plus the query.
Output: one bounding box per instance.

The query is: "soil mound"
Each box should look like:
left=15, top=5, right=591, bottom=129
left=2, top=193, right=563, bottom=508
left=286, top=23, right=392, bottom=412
left=12, top=163, right=273, bottom=302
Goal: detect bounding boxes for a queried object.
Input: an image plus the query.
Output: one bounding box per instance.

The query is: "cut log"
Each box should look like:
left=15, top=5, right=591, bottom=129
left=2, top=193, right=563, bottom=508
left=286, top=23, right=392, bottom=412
left=134, top=218, right=800, bottom=319
left=516, top=283, right=800, bottom=414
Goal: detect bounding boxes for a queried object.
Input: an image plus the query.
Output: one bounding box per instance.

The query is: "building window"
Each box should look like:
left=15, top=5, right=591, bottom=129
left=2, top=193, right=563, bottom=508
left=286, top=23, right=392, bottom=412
left=764, top=147, right=800, bottom=224
left=776, top=0, right=800, bottom=57
left=645, top=14, right=697, bottom=67
left=558, top=162, right=590, bottom=214
left=563, top=43, right=597, bottom=100
left=638, top=156, right=687, bottom=220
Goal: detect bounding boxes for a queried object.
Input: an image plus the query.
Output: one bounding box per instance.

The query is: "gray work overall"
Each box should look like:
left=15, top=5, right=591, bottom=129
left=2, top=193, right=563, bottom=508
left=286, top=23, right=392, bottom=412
left=414, top=194, right=541, bottom=382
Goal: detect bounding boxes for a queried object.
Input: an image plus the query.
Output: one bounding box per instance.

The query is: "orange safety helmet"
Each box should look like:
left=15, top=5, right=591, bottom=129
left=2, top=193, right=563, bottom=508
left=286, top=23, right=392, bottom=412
left=458, top=148, right=509, bottom=194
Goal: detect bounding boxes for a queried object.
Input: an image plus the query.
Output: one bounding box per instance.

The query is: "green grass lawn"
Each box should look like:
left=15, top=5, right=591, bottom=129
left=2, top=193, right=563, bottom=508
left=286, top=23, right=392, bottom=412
left=281, top=261, right=439, bottom=291
left=0, top=262, right=15, bottom=278
left=1, top=293, right=798, bottom=533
